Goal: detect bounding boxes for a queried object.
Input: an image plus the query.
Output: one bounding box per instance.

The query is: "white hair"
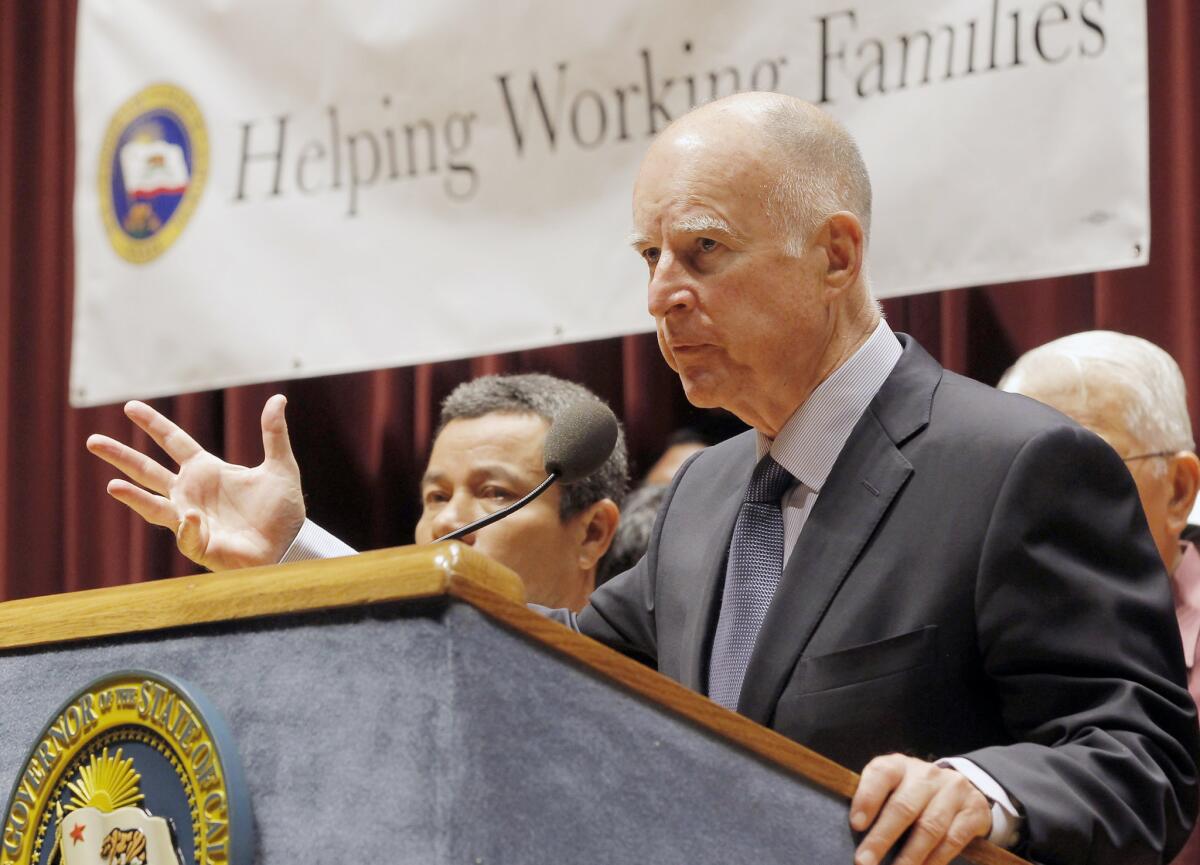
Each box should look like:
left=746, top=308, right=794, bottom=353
left=999, top=331, right=1195, bottom=473
left=759, top=99, right=873, bottom=259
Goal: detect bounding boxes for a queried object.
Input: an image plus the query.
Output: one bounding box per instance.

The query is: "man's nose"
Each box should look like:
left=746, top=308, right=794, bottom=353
left=647, top=251, right=696, bottom=319
left=430, top=496, right=477, bottom=543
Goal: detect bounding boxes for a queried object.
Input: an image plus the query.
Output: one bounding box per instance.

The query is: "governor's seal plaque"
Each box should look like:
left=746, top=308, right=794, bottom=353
left=0, top=671, right=251, bottom=865
left=98, top=83, right=209, bottom=264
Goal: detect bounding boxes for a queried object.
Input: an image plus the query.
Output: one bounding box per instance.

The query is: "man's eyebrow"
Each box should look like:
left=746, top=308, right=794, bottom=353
left=627, top=230, right=652, bottom=250
left=674, top=214, right=737, bottom=237
left=470, top=463, right=527, bottom=486
left=421, top=463, right=530, bottom=488
left=627, top=216, right=741, bottom=250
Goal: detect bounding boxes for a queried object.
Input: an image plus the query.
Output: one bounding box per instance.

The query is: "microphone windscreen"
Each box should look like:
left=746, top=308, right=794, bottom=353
left=543, top=401, right=619, bottom=484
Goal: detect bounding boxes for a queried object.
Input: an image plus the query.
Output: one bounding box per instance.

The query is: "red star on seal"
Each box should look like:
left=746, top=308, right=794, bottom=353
left=69, top=822, right=85, bottom=845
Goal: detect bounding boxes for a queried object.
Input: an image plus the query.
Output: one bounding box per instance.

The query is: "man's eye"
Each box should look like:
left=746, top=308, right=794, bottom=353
left=642, top=247, right=661, bottom=264
left=482, top=486, right=514, bottom=501
left=423, top=490, right=449, bottom=505
left=698, top=237, right=718, bottom=252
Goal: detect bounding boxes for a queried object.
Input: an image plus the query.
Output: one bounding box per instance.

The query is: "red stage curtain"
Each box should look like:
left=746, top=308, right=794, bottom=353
left=1, top=1, right=1197, bottom=600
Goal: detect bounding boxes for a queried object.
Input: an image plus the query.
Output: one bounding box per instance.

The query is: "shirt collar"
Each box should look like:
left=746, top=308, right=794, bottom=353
left=1174, top=540, right=1200, bottom=668
left=756, top=319, right=902, bottom=491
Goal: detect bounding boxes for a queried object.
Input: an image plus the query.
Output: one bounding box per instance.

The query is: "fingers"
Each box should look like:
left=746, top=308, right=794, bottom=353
left=923, top=811, right=992, bottom=865
left=124, top=400, right=204, bottom=464
left=853, top=756, right=935, bottom=865
left=260, top=394, right=298, bottom=469
left=890, top=778, right=988, bottom=865
left=175, top=509, right=211, bottom=565
left=850, top=754, right=905, bottom=835
left=87, top=434, right=175, bottom=495
left=107, top=487, right=212, bottom=569
left=852, top=755, right=991, bottom=865
left=105, top=480, right=179, bottom=528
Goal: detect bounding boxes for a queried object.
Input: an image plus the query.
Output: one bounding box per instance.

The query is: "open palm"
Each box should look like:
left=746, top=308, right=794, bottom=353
left=86, top=395, right=306, bottom=571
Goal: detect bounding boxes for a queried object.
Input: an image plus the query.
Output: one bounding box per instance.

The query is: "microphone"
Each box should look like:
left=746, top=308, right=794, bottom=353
left=434, top=401, right=619, bottom=543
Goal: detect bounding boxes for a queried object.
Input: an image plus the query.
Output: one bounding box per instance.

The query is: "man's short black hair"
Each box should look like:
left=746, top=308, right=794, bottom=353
left=438, top=373, right=629, bottom=519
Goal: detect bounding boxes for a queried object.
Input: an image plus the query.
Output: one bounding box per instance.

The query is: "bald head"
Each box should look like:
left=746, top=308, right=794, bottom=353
left=645, top=93, right=873, bottom=255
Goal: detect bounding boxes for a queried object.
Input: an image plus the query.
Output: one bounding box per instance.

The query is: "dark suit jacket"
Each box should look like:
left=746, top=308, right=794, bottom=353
left=579, top=335, right=1199, bottom=865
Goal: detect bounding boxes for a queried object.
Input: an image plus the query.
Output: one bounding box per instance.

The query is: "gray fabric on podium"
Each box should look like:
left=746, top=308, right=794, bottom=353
left=445, top=603, right=853, bottom=862
left=0, top=601, right=965, bottom=863
left=0, top=605, right=455, bottom=863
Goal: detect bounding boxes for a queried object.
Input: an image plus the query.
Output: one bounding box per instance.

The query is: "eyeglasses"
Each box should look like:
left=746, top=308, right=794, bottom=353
left=1122, top=450, right=1177, bottom=463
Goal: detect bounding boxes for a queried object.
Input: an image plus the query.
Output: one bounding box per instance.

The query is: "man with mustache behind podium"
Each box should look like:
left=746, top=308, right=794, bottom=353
left=88, top=93, right=1198, bottom=865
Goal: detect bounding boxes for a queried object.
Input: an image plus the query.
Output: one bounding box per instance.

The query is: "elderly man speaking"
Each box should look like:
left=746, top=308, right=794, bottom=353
left=588, top=92, right=1196, bottom=865
left=88, top=93, right=1198, bottom=865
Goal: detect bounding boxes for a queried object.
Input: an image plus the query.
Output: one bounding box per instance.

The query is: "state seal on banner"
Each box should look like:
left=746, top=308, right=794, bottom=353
left=0, top=672, right=252, bottom=865
left=98, top=84, right=209, bottom=264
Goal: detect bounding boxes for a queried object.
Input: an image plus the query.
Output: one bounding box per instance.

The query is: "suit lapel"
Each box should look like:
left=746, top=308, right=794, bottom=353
left=736, top=414, right=911, bottom=722
left=736, top=335, right=941, bottom=724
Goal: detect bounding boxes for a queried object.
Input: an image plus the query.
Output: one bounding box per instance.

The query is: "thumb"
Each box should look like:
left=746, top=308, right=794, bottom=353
left=260, top=394, right=298, bottom=469
left=176, top=509, right=211, bottom=568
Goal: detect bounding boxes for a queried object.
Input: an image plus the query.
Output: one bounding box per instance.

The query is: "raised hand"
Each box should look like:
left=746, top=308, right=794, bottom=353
left=86, top=395, right=306, bottom=571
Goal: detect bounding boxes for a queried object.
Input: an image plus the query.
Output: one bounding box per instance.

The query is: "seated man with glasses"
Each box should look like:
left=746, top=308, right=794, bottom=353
left=1000, top=329, right=1200, bottom=865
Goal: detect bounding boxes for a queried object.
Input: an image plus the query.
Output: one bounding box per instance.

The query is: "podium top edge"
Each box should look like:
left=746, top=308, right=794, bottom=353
left=0, top=542, right=525, bottom=653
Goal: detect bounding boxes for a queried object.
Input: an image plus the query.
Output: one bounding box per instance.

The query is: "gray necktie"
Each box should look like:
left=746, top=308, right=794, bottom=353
left=707, top=454, right=794, bottom=710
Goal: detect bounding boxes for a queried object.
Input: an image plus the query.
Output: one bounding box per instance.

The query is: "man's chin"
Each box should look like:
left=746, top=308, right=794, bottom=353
left=678, top=373, right=726, bottom=409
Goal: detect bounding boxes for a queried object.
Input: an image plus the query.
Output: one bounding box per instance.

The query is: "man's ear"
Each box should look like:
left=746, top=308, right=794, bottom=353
left=1166, top=451, right=1200, bottom=538
left=816, top=211, right=865, bottom=297
left=575, top=498, right=621, bottom=571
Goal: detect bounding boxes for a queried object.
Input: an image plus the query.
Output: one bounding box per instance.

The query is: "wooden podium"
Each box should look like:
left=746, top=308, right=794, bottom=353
left=0, top=544, right=1024, bottom=864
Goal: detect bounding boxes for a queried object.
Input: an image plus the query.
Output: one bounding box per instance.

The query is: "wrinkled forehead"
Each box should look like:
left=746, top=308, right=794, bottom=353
left=633, top=126, right=778, bottom=229
left=637, top=119, right=774, bottom=185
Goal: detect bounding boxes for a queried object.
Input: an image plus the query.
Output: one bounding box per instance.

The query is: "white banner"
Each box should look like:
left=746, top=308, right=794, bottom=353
left=72, top=0, right=1148, bottom=406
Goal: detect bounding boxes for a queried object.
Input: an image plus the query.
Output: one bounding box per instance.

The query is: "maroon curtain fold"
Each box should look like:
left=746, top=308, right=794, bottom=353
left=2, top=1, right=1198, bottom=601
